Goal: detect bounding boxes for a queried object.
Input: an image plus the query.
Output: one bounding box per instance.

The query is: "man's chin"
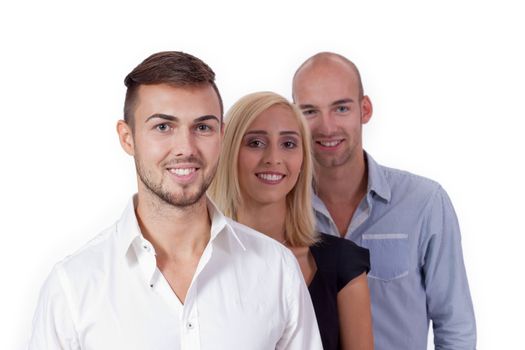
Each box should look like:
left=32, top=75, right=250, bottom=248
left=138, top=170, right=213, bottom=208
left=314, top=153, right=353, bottom=168
left=141, top=183, right=207, bottom=208
left=158, top=190, right=206, bottom=208
left=315, top=157, right=339, bottom=168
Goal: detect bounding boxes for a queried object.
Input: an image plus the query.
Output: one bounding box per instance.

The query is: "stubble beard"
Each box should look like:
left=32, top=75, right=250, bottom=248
left=315, top=149, right=353, bottom=168
left=135, top=158, right=218, bottom=208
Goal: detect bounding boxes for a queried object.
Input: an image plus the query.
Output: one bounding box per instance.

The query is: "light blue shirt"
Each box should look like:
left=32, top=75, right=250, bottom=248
left=313, top=153, right=476, bottom=350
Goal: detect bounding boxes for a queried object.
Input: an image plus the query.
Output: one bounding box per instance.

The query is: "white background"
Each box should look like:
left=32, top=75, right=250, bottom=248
left=1, top=0, right=524, bottom=349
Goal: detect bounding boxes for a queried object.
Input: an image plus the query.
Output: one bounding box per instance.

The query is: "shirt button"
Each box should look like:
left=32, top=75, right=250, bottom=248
left=186, top=322, right=194, bottom=330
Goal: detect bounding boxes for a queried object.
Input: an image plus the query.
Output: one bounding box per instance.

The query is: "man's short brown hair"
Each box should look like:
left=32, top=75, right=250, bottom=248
left=123, top=51, right=223, bottom=128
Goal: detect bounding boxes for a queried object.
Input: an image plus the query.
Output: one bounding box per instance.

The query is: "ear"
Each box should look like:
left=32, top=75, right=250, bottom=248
left=360, top=95, right=373, bottom=124
left=116, top=120, right=135, bottom=156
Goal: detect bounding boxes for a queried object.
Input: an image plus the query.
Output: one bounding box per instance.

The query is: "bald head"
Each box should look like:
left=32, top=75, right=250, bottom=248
left=291, top=52, right=373, bottom=170
left=292, top=52, right=364, bottom=101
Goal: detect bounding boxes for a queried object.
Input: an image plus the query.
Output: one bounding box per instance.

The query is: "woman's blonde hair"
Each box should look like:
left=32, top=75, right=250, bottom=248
left=209, top=91, right=317, bottom=247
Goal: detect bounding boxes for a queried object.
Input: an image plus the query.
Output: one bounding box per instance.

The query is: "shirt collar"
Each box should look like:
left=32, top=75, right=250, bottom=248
left=312, top=152, right=391, bottom=214
left=312, top=191, right=331, bottom=217
left=207, top=197, right=246, bottom=251
left=116, top=195, right=246, bottom=257
left=116, top=195, right=143, bottom=257
left=364, top=151, right=391, bottom=202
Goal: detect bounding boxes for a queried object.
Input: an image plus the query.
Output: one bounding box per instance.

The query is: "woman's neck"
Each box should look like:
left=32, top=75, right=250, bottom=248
left=236, top=200, right=287, bottom=243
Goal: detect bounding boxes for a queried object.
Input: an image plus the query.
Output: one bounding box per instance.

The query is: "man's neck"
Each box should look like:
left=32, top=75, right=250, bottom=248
left=314, top=152, right=368, bottom=236
left=237, top=200, right=287, bottom=243
left=315, top=152, right=368, bottom=205
left=135, top=192, right=211, bottom=261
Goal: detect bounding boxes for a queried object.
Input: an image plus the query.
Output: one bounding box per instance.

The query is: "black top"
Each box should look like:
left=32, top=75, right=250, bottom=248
left=308, top=233, right=370, bottom=350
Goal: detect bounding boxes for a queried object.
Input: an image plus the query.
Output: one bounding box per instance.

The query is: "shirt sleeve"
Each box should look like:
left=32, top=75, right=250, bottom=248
left=422, top=186, right=476, bottom=349
left=336, top=238, right=370, bottom=292
left=29, top=265, right=80, bottom=350
left=276, top=250, right=323, bottom=350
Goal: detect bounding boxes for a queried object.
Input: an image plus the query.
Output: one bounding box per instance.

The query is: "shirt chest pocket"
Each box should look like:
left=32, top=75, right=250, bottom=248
left=361, top=233, right=409, bottom=281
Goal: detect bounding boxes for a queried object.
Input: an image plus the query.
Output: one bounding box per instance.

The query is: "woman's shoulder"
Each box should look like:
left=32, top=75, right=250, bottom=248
left=315, top=233, right=368, bottom=255
left=312, top=233, right=370, bottom=284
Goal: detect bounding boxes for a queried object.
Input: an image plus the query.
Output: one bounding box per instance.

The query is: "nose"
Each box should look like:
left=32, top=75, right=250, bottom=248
left=172, top=128, right=197, bottom=157
left=314, top=110, right=338, bottom=136
left=262, top=143, right=282, bottom=165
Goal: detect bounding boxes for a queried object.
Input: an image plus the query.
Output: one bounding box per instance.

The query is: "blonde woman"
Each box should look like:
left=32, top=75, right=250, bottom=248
left=209, top=92, right=373, bottom=350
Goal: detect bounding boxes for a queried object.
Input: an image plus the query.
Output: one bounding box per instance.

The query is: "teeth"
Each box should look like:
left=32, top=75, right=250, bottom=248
left=319, top=140, right=341, bottom=147
left=169, top=168, right=195, bottom=176
left=257, top=173, right=284, bottom=181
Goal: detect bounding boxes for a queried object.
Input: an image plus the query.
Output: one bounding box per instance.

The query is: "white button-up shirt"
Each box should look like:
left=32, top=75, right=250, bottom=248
left=29, top=197, right=322, bottom=350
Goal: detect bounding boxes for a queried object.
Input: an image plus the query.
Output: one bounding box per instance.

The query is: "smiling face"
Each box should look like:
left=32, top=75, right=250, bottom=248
left=293, top=57, right=372, bottom=169
left=237, top=104, right=304, bottom=207
left=117, top=83, right=222, bottom=207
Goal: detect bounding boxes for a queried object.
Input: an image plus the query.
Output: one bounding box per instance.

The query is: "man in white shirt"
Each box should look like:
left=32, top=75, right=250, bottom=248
left=29, top=51, right=322, bottom=350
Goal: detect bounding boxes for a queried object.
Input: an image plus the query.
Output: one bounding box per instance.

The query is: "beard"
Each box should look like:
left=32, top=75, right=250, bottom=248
left=314, top=149, right=353, bottom=168
left=135, top=156, right=217, bottom=208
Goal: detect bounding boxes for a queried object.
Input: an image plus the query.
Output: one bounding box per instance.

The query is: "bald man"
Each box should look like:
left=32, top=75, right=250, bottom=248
left=292, top=52, right=476, bottom=350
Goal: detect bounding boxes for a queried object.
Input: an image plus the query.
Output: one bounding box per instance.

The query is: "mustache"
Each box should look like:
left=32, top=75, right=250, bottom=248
left=163, top=156, right=204, bottom=167
left=312, top=132, right=346, bottom=139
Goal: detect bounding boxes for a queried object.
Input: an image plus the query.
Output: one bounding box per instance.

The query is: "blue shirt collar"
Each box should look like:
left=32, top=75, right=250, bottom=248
left=365, top=152, right=391, bottom=202
left=312, top=151, right=392, bottom=216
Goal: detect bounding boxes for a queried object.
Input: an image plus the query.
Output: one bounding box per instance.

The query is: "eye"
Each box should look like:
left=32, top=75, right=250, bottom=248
left=335, top=105, right=350, bottom=113
left=282, top=140, right=298, bottom=149
left=155, top=123, right=171, bottom=132
left=247, top=139, right=266, bottom=148
left=195, top=124, right=213, bottom=133
left=302, top=109, right=317, bottom=118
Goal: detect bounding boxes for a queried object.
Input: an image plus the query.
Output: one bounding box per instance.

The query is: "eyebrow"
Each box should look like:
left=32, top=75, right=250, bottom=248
left=298, top=104, right=316, bottom=110
left=145, top=113, right=177, bottom=123
left=331, top=98, right=355, bottom=106
left=298, top=98, right=355, bottom=110
left=194, top=115, right=221, bottom=124
left=244, top=130, right=300, bottom=136
left=145, top=114, right=220, bottom=124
